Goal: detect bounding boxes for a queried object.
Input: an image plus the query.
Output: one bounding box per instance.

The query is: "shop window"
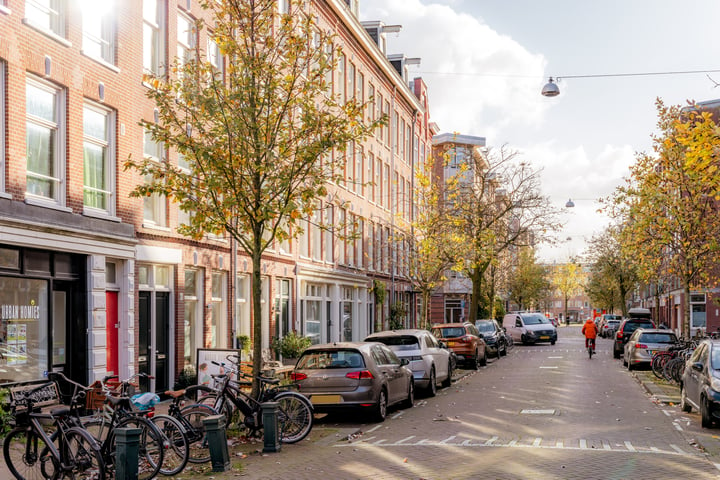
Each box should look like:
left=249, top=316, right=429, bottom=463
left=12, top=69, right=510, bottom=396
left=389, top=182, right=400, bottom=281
left=25, top=250, right=51, bottom=275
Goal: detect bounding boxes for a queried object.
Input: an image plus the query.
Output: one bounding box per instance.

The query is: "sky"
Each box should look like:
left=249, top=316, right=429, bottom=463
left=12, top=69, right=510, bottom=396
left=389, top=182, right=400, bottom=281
left=359, top=0, right=720, bottom=263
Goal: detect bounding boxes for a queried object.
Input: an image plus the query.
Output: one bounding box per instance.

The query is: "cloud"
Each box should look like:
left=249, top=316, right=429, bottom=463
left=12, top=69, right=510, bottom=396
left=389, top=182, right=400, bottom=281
left=360, top=0, right=548, bottom=137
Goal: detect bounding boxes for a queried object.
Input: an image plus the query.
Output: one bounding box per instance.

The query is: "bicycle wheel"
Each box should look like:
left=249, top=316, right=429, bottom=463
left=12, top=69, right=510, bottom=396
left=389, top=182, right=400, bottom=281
left=275, top=393, right=314, bottom=444
left=3, top=427, right=52, bottom=480
left=63, top=427, right=105, bottom=480
left=651, top=353, right=670, bottom=379
left=151, top=414, right=189, bottom=476
left=180, top=404, right=214, bottom=463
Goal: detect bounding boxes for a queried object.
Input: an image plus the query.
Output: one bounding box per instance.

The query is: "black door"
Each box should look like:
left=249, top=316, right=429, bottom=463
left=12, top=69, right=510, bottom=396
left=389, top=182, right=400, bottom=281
left=138, top=290, right=170, bottom=393
left=138, top=291, right=150, bottom=391
left=155, top=292, right=170, bottom=393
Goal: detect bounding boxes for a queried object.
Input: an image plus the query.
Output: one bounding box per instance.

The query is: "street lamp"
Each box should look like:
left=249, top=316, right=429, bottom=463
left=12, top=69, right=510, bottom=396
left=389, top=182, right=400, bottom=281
left=541, top=77, right=560, bottom=97
left=565, top=198, right=575, bottom=208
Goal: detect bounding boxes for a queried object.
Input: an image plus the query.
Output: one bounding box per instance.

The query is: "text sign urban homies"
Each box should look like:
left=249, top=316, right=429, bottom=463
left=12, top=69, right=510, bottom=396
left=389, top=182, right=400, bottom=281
left=10, top=382, right=59, bottom=411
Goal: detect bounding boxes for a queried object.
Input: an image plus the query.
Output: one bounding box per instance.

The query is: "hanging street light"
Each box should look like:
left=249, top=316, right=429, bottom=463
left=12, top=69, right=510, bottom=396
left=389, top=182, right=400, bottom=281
left=541, top=77, right=560, bottom=97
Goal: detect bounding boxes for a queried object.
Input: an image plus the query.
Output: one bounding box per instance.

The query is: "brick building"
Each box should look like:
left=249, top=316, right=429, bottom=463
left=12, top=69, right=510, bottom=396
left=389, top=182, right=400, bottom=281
left=0, top=0, right=434, bottom=391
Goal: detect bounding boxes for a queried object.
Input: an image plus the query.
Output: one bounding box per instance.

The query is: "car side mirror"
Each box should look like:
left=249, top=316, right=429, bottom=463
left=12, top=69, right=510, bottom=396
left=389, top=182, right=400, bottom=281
left=400, top=358, right=410, bottom=366
left=692, top=362, right=704, bottom=372
left=439, top=341, right=448, bottom=349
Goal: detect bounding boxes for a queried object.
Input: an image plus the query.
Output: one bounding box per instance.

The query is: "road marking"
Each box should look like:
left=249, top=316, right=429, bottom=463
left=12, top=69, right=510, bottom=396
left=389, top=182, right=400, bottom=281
left=670, top=444, right=686, bottom=455
left=662, top=410, right=672, bottom=417
left=548, top=356, right=563, bottom=359
left=625, top=441, right=636, bottom=452
left=533, top=437, right=542, bottom=447
left=673, top=422, right=683, bottom=432
left=484, top=436, right=499, bottom=445
left=508, top=440, right=517, bottom=446
left=440, top=436, right=456, bottom=444
left=391, top=412, right=403, bottom=419
left=556, top=440, right=563, bottom=448
left=580, top=439, right=587, bottom=449
left=539, top=366, right=558, bottom=369
left=396, top=436, right=415, bottom=444
left=602, top=440, right=611, bottom=451
left=713, top=463, right=720, bottom=472
left=366, top=425, right=382, bottom=433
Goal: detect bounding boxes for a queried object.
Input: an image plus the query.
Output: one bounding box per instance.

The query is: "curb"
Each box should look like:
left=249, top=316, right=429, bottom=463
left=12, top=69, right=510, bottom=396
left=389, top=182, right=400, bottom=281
left=633, top=372, right=681, bottom=405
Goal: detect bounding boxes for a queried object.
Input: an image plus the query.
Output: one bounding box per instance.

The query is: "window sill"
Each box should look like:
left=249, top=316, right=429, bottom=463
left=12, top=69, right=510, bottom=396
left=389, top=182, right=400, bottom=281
left=22, top=19, right=72, bottom=47
left=24, top=196, right=72, bottom=212
left=81, top=51, right=120, bottom=74
left=83, top=207, right=121, bottom=222
left=0, top=5, right=11, bottom=15
left=141, top=223, right=171, bottom=232
left=0, top=192, right=11, bottom=199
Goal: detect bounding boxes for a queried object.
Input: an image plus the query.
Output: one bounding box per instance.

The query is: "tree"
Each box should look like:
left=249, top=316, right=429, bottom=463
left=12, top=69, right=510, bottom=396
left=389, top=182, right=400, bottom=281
left=553, top=262, right=584, bottom=323
left=445, top=144, right=562, bottom=322
left=584, top=225, right=638, bottom=317
left=607, top=100, right=720, bottom=337
left=506, top=247, right=551, bottom=311
left=403, top=155, right=463, bottom=329
left=125, top=0, right=382, bottom=396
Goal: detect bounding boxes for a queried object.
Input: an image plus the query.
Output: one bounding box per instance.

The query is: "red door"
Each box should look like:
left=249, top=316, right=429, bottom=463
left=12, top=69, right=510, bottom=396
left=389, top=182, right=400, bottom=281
left=106, top=292, right=119, bottom=376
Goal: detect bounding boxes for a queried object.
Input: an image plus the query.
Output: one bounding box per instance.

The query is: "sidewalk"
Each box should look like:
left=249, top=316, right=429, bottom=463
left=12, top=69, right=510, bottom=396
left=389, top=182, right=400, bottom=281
left=631, top=369, right=681, bottom=405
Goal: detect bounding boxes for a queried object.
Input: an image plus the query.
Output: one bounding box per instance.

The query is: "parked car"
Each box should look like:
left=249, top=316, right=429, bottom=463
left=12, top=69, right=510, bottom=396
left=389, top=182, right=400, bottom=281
left=431, top=322, right=487, bottom=369
left=600, top=315, right=622, bottom=338
left=290, top=342, right=414, bottom=422
left=364, top=329, right=453, bottom=396
left=475, top=319, right=508, bottom=358
left=502, top=312, right=557, bottom=345
left=613, top=311, right=655, bottom=359
left=549, top=318, right=559, bottom=328
left=680, top=339, right=720, bottom=428
left=623, top=328, right=678, bottom=370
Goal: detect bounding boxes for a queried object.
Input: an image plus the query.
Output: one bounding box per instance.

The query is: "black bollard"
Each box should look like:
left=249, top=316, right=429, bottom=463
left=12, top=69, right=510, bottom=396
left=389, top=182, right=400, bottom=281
left=115, top=427, right=141, bottom=480
left=201, top=414, right=231, bottom=472
left=261, top=402, right=281, bottom=453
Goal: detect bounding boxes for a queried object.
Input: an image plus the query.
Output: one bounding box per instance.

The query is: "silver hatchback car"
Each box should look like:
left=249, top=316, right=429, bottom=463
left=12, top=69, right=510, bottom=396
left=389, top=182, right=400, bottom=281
left=365, top=329, right=453, bottom=396
left=291, top=342, right=414, bottom=422
left=624, top=328, right=678, bottom=370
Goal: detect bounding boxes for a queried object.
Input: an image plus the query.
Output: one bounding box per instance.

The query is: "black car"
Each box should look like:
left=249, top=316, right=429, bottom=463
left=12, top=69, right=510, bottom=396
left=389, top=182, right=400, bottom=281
left=475, top=319, right=508, bottom=358
left=613, top=309, right=655, bottom=358
left=680, top=339, right=720, bottom=428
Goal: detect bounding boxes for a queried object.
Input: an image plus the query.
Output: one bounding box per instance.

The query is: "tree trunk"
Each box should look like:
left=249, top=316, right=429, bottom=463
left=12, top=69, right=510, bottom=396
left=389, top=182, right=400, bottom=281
left=421, top=288, right=431, bottom=330
left=251, top=244, right=263, bottom=399
left=469, top=268, right=482, bottom=323
left=682, top=282, right=691, bottom=339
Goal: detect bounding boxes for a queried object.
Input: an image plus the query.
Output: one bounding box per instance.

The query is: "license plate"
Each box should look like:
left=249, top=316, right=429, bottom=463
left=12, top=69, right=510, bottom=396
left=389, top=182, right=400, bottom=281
left=540, top=336, right=549, bottom=340
left=310, top=394, right=342, bottom=405
left=448, top=341, right=457, bottom=347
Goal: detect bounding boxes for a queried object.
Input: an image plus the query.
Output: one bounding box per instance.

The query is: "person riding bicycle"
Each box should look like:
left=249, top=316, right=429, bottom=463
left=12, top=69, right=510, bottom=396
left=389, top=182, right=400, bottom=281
left=582, top=317, right=598, bottom=352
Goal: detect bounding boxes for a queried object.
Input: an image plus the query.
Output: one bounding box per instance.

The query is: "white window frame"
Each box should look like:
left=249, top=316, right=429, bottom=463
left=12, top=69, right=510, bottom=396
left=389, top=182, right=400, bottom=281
left=177, top=11, right=196, bottom=73
left=207, top=34, right=224, bottom=78
left=142, top=127, right=167, bottom=227
left=143, top=0, right=165, bottom=77
left=183, top=267, right=203, bottom=369
left=211, top=271, right=227, bottom=349
left=82, top=101, right=115, bottom=216
left=278, top=0, right=289, bottom=14
left=25, top=0, right=66, bottom=38
left=82, top=1, right=115, bottom=64
left=26, top=76, right=65, bottom=206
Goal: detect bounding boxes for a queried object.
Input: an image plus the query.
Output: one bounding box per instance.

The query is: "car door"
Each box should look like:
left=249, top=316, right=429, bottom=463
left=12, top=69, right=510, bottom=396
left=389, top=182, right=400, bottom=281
left=375, top=344, right=406, bottom=404
left=425, top=333, right=448, bottom=380
left=685, top=343, right=707, bottom=406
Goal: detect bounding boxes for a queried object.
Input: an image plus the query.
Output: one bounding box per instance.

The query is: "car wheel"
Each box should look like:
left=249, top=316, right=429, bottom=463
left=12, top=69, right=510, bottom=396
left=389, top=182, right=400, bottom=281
left=427, top=367, right=437, bottom=397
left=472, top=351, right=481, bottom=370
left=613, top=346, right=621, bottom=359
left=479, top=350, right=487, bottom=367
left=521, top=334, right=527, bottom=345
left=701, top=396, right=714, bottom=428
left=627, top=359, right=634, bottom=371
left=550, top=340, right=556, bottom=345
left=622, top=355, right=628, bottom=367
left=373, top=388, right=388, bottom=422
left=680, top=386, right=692, bottom=413
left=401, top=380, right=414, bottom=409
left=499, top=342, right=507, bottom=357
left=441, top=361, right=453, bottom=388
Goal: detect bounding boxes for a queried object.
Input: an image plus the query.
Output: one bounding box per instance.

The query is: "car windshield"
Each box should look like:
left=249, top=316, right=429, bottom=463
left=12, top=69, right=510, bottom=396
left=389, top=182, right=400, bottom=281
left=639, top=333, right=677, bottom=344
left=476, top=321, right=495, bottom=333
left=608, top=320, right=620, bottom=325
left=604, top=315, right=622, bottom=321
left=522, top=315, right=548, bottom=325
left=435, top=327, right=466, bottom=338
left=296, top=349, right=365, bottom=369
left=369, top=336, right=419, bottom=350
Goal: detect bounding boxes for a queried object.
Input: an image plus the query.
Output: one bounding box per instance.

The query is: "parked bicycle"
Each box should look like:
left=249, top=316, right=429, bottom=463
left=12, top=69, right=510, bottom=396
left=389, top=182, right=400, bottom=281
left=175, top=354, right=314, bottom=444
left=3, top=379, right=105, bottom=480
left=82, top=373, right=166, bottom=480
left=651, top=340, right=696, bottom=383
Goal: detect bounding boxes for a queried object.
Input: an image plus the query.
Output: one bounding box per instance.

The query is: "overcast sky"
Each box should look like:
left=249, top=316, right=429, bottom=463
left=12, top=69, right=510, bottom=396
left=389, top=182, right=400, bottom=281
left=360, top=0, right=720, bottom=263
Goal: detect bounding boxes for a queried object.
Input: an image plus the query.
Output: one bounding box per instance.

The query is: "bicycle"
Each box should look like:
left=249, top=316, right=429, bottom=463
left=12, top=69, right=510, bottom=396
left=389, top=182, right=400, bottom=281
left=3, top=380, right=105, bottom=480
left=175, top=354, right=313, bottom=444
left=587, top=337, right=596, bottom=359
left=82, top=373, right=166, bottom=480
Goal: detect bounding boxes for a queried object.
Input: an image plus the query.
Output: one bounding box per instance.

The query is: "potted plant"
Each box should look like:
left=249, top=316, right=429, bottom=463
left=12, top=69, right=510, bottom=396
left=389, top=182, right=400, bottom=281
left=272, top=331, right=312, bottom=366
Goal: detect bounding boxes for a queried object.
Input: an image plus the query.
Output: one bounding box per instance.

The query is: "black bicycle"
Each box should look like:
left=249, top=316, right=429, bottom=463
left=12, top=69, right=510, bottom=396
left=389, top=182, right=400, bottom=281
left=177, top=355, right=314, bottom=444
left=587, top=338, right=596, bottom=359
left=3, top=380, right=105, bottom=480
left=82, top=373, right=166, bottom=480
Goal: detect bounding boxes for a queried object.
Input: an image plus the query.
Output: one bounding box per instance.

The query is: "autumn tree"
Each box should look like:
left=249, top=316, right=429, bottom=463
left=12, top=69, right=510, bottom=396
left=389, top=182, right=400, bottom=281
left=553, top=262, right=584, bottom=323
left=126, top=0, right=381, bottom=396
left=506, top=247, right=551, bottom=311
left=445, top=144, right=562, bottom=322
left=607, top=100, right=720, bottom=337
left=583, top=225, right=638, bottom=316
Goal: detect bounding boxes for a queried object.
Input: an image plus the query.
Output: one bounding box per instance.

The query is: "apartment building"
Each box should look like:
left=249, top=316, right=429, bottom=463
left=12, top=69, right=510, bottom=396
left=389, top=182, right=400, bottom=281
left=0, top=0, right=433, bottom=391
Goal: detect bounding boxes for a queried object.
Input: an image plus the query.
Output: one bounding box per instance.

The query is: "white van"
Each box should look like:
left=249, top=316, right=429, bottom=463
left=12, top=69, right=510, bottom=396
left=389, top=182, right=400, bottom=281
left=502, top=312, right=558, bottom=345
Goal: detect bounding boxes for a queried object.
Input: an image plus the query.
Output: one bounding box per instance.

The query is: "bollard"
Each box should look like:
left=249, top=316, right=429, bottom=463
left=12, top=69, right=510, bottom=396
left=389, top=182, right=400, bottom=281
left=115, top=427, right=141, bottom=480
left=261, top=401, right=281, bottom=453
left=201, top=414, right=231, bottom=472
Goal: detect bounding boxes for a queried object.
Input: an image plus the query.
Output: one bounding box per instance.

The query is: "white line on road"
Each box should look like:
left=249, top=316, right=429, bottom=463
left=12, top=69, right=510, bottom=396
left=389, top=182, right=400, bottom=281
left=602, top=441, right=611, bottom=451
left=670, top=444, right=686, bottom=455
left=556, top=440, right=563, bottom=448
left=533, top=437, right=542, bottom=447
left=484, top=436, right=498, bottom=446
left=662, top=410, right=672, bottom=417
left=508, top=440, right=517, bottom=446
left=548, top=356, right=563, bottom=359
left=713, top=463, right=720, bottom=472
left=673, top=422, right=683, bottom=432
left=625, top=441, right=636, bottom=452
left=539, top=366, right=558, bottom=369
left=579, top=439, right=587, bottom=449
left=396, top=436, right=415, bottom=444
left=440, top=436, right=457, bottom=444
left=366, top=425, right=382, bottom=433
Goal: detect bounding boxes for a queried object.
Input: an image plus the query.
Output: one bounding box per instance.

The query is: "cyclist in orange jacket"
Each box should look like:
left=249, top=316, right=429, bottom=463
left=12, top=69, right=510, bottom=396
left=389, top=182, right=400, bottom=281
left=582, top=318, right=598, bottom=352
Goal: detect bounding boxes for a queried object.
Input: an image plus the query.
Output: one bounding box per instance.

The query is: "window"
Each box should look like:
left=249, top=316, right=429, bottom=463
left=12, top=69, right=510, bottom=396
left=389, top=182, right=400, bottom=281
left=82, top=0, right=115, bottom=64
left=367, top=221, right=374, bottom=270
left=368, top=84, right=375, bottom=124
left=312, top=208, right=322, bottom=261
left=143, top=0, right=165, bottom=77
left=142, top=128, right=166, bottom=226
left=347, top=214, right=355, bottom=266
left=323, top=41, right=333, bottom=92
left=177, top=12, right=196, bottom=73
left=274, top=279, right=291, bottom=338
left=374, top=155, right=381, bottom=205
left=383, top=100, right=390, bottom=146
left=176, top=153, right=193, bottom=229
left=26, top=78, right=64, bottom=204
left=207, top=34, right=224, bottom=77
left=235, top=274, right=250, bottom=341
left=299, top=218, right=310, bottom=258
left=338, top=208, right=346, bottom=265
left=210, top=271, right=227, bottom=348
left=355, top=145, right=363, bottom=196
left=348, top=62, right=355, bottom=100
left=355, top=218, right=363, bottom=269
left=324, top=204, right=333, bottom=263
left=183, top=268, right=203, bottom=369
left=83, top=102, right=115, bottom=214
left=25, top=0, right=66, bottom=37
left=337, top=53, right=345, bottom=104
left=278, top=0, right=289, bottom=14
